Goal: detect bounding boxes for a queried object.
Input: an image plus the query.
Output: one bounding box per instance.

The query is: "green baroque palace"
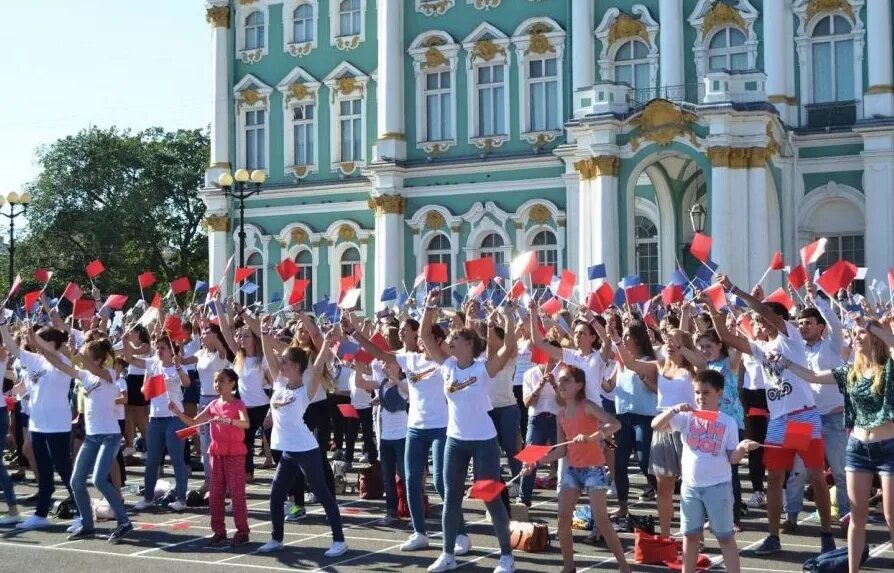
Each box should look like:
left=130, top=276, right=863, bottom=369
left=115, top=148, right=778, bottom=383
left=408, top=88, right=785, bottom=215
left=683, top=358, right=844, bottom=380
left=200, top=0, right=894, bottom=311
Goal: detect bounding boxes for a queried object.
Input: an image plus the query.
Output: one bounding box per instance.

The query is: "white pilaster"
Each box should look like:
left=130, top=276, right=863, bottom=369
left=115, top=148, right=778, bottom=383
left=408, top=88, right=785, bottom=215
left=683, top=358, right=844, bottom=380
left=591, top=174, right=620, bottom=285
left=206, top=2, right=231, bottom=187
left=710, top=161, right=750, bottom=288
left=858, top=128, right=894, bottom=285
left=571, top=0, right=595, bottom=92
left=374, top=0, right=406, bottom=161
left=763, top=0, right=795, bottom=124
left=368, top=167, right=406, bottom=304
left=563, top=172, right=581, bottom=279
left=865, top=0, right=894, bottom=117
left=201, top=191, right=231, bottom=297
left=659, top=0, right=684, bottom=88
left=747, top=165, right=770, bottom=287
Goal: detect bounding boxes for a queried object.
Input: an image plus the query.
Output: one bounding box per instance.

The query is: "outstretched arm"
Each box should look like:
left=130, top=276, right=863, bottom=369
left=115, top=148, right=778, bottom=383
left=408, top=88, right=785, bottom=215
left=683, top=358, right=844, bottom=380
left=420, top=290, right=449, bottom=364
left=720, top=274, right=787, bottom=336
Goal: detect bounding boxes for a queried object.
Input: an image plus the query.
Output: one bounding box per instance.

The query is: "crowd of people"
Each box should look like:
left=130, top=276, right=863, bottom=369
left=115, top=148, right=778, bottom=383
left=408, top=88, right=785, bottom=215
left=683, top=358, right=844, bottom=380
left=0, top=260, right=892, bottom=573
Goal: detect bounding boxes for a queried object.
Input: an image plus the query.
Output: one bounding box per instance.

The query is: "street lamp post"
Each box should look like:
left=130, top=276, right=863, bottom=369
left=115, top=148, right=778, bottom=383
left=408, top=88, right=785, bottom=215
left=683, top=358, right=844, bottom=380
left=216, top=169, right=266, bottom=304
left=0, top=191, right=33, bottom=290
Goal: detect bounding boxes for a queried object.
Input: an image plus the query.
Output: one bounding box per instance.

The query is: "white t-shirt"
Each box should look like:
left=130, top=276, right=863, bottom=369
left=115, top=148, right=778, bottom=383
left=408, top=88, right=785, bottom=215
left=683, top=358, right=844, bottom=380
left=522, top=366, right=560, bottom=417
left=19, top=350, right=73, bottom=433
left=656, top=371, right=695, bottom=410
left=441, top=357, right=496, bottom=441
left=145, top=358, right=185, bottom=418
left=333, top=363, right=352, bottom=393
left=182, top=338, right=200, bottom=373
left=114, top=377, right=127, bottom=420
left=670, top=410, right=739, bottom=488
left=395, top=351, right=448, bottom=429
left=488, top=357, right=518, bottom=409
left=371, top=361, right=408, bottom=440
left=804, top=299, right=846, bottom=415
left=235, top=356, right=268, bottom=408
left=513, top=342, right=533, bottom=387
left=742, top=352, right=766, bottom=391
left=126, top=344, right=149, bottom=377
left=269, top=377, right=318, bottom=453
left=751, top=322, right=816, bottom=419
left=350, top=370, right=372, bottom=409
left=77, top=368, right=121, bottom=436
left=562, top=348, right=614, bottom=403
left=195, top=349, right=230, bottom=396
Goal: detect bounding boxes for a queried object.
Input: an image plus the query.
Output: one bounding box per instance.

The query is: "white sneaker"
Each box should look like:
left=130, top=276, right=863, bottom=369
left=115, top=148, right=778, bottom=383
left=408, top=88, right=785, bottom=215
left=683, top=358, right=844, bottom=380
left=746, top=491, right=766, bottom=509
left=324, top=541, right=348, bottom=557
left=401, top=533, right=430, bottom=551
left=454, top=534, right=472, bottom=556
left=0, top=514, right=21, bottom=526
left=16, top=515, right=51, bottom=530
left=493, top=555, right=515, bottom=573
left=132, top=499, right=153, bottom=511
left=168, top=500, right=187, bottom=512
left=427, top=553, right=458, bottom=572
left=66, top=517, right=83, bottom=533
left=305, top=493, right=317, bottom=504
left=122, top=447, right=136, bottom=457
left=259, top=539, right=284, bottom=553
left=607, top=484, right=617, bottom=498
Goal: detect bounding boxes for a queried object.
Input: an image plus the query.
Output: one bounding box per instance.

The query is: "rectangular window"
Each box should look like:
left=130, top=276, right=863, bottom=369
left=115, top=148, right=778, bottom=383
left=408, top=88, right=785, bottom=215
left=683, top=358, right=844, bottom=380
left=835, top=39, right=854, bottom=101
left=812, top=42, right=833, bottom=103
left=476, top=65, right=505, bottom=137
left=424, top=71, right=452, bottom=141
left=245, top=109, right=266, bottom=170
left=339, top=98, right=362, bottom=162
left=816, top=234, right=865, bottom=293
left=292, top=104, right=314, bottom=166
left=529, top=58, right=558, bottom=132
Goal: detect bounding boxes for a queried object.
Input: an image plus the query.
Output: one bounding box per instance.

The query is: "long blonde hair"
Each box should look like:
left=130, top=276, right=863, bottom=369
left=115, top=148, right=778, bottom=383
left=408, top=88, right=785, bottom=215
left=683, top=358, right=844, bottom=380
left=661, top=329, right=699, bottom=376
left=848, top=321, right=888, bottom=396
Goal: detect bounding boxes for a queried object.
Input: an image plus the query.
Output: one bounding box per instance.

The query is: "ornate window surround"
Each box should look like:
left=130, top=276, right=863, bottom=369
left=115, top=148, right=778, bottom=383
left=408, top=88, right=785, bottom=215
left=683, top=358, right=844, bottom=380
left=511, top=18, right=566, bottom=147
left=277, top=67, right=321, bottom=179
left=462, top=23, right=513, bottom=153
left=282, top=0, right=317, bottom=57
left=408, top=31, right=460, bottom=155
left=232, top=223, right=271, bottom=305
left=407, top=206, right=463, bottom=287
left=462, top=201, right=513, bottom=261
left=323, top=62, right=370, bottom=175
left=329, top=0, right=366, bottom=51
left=594, top=5, right=659, bottom=90
left=324, top=220, right=371, bottom=311
left=793, top=0, right=865, bottom=121
left=688, top=0, right=759, bottom=86
left=236, top=1, right=269, bottom=64
left=276, top=222, right=322, bottom=308
left=511, top=199, right=566, bottom=265
left=467, top=0, right=502, bottom=10
left=234, top=74, right=273, bottom=174
left=797, top=180, right=865, bottom=243
left=416, top=0, right=455, bottom=16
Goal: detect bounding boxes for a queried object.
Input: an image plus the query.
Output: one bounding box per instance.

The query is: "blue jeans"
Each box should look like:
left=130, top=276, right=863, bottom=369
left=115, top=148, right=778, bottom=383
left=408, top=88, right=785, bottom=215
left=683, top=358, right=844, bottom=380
left=0, top=408, right=16, bottom=507
left=784, top=411, right=849, bottom=518
left=488, top=404, right=522, bottom=480
left=71, top=433, right=129, bottom=529
left=520, top=412, right=557, bottom=504
left=143, top=417, right=189, bottom=502
left=405, top=427, right=462, bottom=536
left=681, top=481, right=735, bottom=539
left=31, top=431, right=74, bottom=517
left=614, top=413, right=657, bottom=504
left=443, top=437, right=512, bottom=557
left=380, top=438, right=406, bottom=517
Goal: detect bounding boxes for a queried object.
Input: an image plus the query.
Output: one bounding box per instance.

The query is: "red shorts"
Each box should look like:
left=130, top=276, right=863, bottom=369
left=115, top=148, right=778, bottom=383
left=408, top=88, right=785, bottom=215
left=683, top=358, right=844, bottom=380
left=763, top=438, right=825, bottom=471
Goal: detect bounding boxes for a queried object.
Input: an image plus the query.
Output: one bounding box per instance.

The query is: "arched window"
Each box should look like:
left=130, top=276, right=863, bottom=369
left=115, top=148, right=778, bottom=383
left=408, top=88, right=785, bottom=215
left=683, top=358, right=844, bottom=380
left=634, top=216, right=659, bottom=292
left=707, top=27, right=747, bottom=72
left=426, top=234, right=452, bottom=306
left=811, top=15, right=854, bottom=103
left=531, top=229, right=557, bottom=299
left=338, top=0, right=361, bottom=37
left=339, top=246, right=361, bottom=310
left=614, top=40, right=650, bottom=91
left=293, top=4, right=314, bottom=44
left=294, top=250, right=313, bottom=311
left=244, top=11, right=266, bottom=51
left=479, top=232, right=505, bottom=264
left=246, top=252, right=265, bottom=306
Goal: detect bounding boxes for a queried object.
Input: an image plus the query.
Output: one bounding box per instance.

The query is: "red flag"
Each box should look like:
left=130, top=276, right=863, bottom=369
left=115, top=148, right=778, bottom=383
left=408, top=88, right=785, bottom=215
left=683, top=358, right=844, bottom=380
left=208, top=285, right=220, bottom=299
left=889, top=268, right=894, bottom=293
left=234, top=267, right=254, bottom=283
left=337, top=404, right=360, bottom=419
left=23, top=290, right=41, bottom=311
left=465, top=257, right=497, bottom=283
left=625, top=284, right=650, bottom=306
left=352, top=263, right=363, bottom=286
left=816, top=260, right=858, bottom=296
left=85, top=259, right=105, bottom=280
left=530, top=346, right=549, bottom=365
left=738, top=315, right=755, bottom=339
left=339, top=275, right=355, bottom=296
left=540, top=297, right=562, bottom=316
left=289, top=279, right=310, bottom=305
left=787, top=264, right=808, bottom=290
left=468, top=280, right=485, bottom=300
left=531, top=265, right=554, bottom=286
left=338, top=288, right=361, bottom=309
left=800, top=238, right=827, bottom=267
left=369, top=332, right=391, bottom=352
left=175, top=426, right=199, bottom=440
left=586, top=290, right=606, bottom=313
left=514, top=444, right=552, bottom=465
left=425, top=263, right=448, bottom=284
left=769, top=251, right=785, bottom=271
left=62, top=282, right=83, bottom=304
left=105, top=294, right=129, bottom=310
left=689, top=233, right=712, bottom=263
left=6, top=274, right=22, bottom=299
left=138, top=271, right=156, bottom=289
left=469, top=479, right=506, bottom=502
left=692, top=410, right=719, bottom=423
left=781, top=421, right=813, bottom=451
left=170, top=276, right=191, bottom=295
left=703, top=283, right=727, bottom=311
left=276, top=259, right=299, bottom=281
left=556, top=270, right=576, bottom=300
left=151, top=292, right=162, bottom=309
left=73, top=299, right=95, bottom=320
left=141, top=374, right=167, bottom=400
left=510, top=281, right=526, bottom=299
left=747, top=407, right=770, bottom=417
left=34, top=268, right=51, bottom=284
left=763, top=288, right=794, bottom=311
left=510, top=251, right=538, bottom=280
left=661, top=284, right=684, bottom=305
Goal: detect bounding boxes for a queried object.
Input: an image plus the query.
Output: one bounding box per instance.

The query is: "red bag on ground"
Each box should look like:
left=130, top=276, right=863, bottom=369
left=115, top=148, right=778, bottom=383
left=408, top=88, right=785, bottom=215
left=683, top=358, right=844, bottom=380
left=633, top=529, right=681, bottom=565
left=358, top=461, right=384, bottom=500
left=395, top=475, right=430, bottom=519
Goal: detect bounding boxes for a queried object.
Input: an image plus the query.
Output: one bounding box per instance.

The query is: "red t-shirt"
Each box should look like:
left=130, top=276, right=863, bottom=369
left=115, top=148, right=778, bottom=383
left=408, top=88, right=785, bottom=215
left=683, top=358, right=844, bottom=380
left=205, top=398, right=247, bottom=457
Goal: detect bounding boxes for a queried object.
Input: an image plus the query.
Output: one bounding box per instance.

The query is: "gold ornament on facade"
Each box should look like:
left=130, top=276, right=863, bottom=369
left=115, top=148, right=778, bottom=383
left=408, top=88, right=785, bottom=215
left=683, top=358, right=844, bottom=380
left=338, top=225, right=357, bottom=242
left=702, top=2, right=746, bottom=36
left=339, top=161, right=357, bottom=174
left=288, top=42, right=313, bottom=57
left=707, top=146, right=769, bottom=168
left=528, top=205, right=551, bottom=225
left=628, top=99, right=699, bottom=151
left=335, top=35, right=361, bottom=50
left=805, top=0, right=854, bottom=23
left=287, top=83, right=313, bottom=103
left=424, top=211, right=445, bottom=229
left=423, top=47, right=449, bottom=69
left=574, top=156, right=619, bottom=180
left=292, top=166, right=308, bottom=178
left=471, top=0, right=502, bottom=9
left=206, top=6, right=230, bottom=28
left=380, top=132, right=406, bottom=141
left=526, top=31, right=554, bottom=55
left=238, top=0, right=258, bottom=4
left=766, top=123, right=779, bottom=157
left=278, top=240, right=288, bottom=248
left=471, top=38, right=505, bottom=62
left=336, top=76, right=360, bottom=96
left=418, top=1, right=454, bottom=17
left=238, top=89, right=267, bottom=110
left=240, top=49, right=264, bottom=64
left=608, top=14, right=648, bottom=48
left=368, top=195, right=406, bottom=216
left=291, top=228, right=308, bottom=244
left=203, top=214, right=230, bottom=233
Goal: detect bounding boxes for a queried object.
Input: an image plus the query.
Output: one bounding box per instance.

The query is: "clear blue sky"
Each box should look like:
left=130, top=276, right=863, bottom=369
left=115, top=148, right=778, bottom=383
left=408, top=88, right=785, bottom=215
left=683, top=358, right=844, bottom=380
left=0, top=0, right=211, bottom=191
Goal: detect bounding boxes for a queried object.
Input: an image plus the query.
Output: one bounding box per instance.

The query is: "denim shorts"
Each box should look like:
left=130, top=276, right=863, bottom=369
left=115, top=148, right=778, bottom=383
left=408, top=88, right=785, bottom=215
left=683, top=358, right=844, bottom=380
left=560, top=465, right=610, bottom=494
left=680, top=481, right=735, bottom=539
left=845, top=436, right=894, bottom=476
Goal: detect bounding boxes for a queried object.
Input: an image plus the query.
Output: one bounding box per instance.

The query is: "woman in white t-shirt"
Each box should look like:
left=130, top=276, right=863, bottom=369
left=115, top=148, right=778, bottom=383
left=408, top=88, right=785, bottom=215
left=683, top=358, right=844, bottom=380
left=419, top=289, right=517, bottom=573
left=120, top=325, right=151, bottom=456
left=370, top=359, right=409, bottom=525
left=29, top=335, right=132, bottom=543
left=345, top=361, right=376, bottom=467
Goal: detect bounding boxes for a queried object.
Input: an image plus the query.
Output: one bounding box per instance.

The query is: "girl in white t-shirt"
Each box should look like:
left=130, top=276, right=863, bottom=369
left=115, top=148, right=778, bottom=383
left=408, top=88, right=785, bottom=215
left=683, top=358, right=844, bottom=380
left=419, top=289, right=517, bottom=573
left=370, top=359, right=409, bottom=525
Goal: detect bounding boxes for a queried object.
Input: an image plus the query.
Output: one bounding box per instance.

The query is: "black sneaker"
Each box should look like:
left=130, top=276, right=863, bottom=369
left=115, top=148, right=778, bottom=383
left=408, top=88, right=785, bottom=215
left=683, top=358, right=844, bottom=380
left=638, top=487, right=656, bottom=501
left=820, top=532, right=836, bottom=555
left=108, top=522, right=134, bottom=544
left=67, top=528, right=96, bottom=541
left=753, top=535, right=781, bottom=556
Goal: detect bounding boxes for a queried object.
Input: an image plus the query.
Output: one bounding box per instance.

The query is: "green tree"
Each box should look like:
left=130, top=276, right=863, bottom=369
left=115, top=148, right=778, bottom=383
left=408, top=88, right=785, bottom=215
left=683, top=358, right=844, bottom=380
left=10, top=126, right=209, bottom=301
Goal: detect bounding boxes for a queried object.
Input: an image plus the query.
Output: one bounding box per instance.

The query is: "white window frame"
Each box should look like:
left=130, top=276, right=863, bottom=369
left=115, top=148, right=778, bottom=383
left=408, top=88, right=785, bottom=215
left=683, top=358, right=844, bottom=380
left=512, top=18, right=566, bottom=145
left=276, top=223, right=322, bottom=311
left=231, top=223, right=271, bottom=307
left=234, top=75, right=273, bottom=175
left=594, top=5, right=659, bottom=90
left=462, top=201, right=512, bottom=262
left=323, top=63, right=370, bottom=174
left=688, top=0, right=759, bottom=90
left=794, top=0, right=865, bottom=122
left=415, top=0, right=455, bottom=16
left=511, top=199, right=566, bottom=267
left=283, top=0, right=317, bottom=57
left=462, top=23, right=512, bottom=152
left=407, top=206, right=462, bottom=293
left=633, top=198, right=661, bottom=292
left=236, top=3, right=269, bottom=64
left=329, top=0, right=366, bottom=50
left=425, top=232, right=454, bottom=306
left=277, top=67, right=320, bottom=178
left=705, top=28, right=749, bottom=72
left=324, top=220, right=371, bottom=312
left=409, top=32, right=460, bottom=154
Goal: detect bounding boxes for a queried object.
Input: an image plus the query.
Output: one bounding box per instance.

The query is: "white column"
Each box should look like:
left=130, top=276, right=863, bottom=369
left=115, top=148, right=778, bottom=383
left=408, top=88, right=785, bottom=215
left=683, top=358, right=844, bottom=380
left=370, top=195, right=405, bottom=306
left=747, top=161, right=771, bottom=287
left=860, top=130, right=894, bottom=286
left=206, top=3, right=231, bottom=187
left=563, top=173, right=581, bottom=279
left=763, top=0, right=796, bottom=124
left=571, top=0, right=595, bottom=91
left=659, top=0, right=684, bottom=88
left=576, top=157, right=620, bottom=285
left=709, top=150, right=750, bottom=287
left=865, top=0, right=894, bottom=117
left=374, top=0, right=406, bottom=161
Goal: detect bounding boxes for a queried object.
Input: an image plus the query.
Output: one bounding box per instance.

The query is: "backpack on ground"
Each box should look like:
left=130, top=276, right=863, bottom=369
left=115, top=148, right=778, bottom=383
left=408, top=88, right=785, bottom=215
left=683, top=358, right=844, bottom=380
left=331, top=460, right=348, bottom=495
left=395, top=475, right=430, bottom=519
left=358, top=461, right=384, bottom=500
left=802, top=545, right=869, bottom=573
left=509, top=520, right=550, bottom=553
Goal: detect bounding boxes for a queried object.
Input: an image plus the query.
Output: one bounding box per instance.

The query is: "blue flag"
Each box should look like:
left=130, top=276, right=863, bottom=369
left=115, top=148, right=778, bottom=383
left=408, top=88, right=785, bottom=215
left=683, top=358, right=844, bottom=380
left=396, top=291, right=409, bottom=308
left=452, top=289, right=464, bottom=307
left=588, top=264, right=606, bottom=280
left=337, top=340, right=359, bottom=358
left=240, top=281, right=259, bottom=295
left=270, top=291, right=283, bottom=303
left=613, top=287, right=627, bottom=307
left=325, top=302, right=340, bottom=322
left=312, top=298, right=329, bottom=316
left=194, top=280, right=209, bottom=294
left=620, top=275, right=642, bottom=289
left=380, top=286, right=397, bottom=302
left=695, top=260, right=718, bottom=284
left=496, top=263, right=511, bottom=280
left=670, top=270, right=689, bottom=287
